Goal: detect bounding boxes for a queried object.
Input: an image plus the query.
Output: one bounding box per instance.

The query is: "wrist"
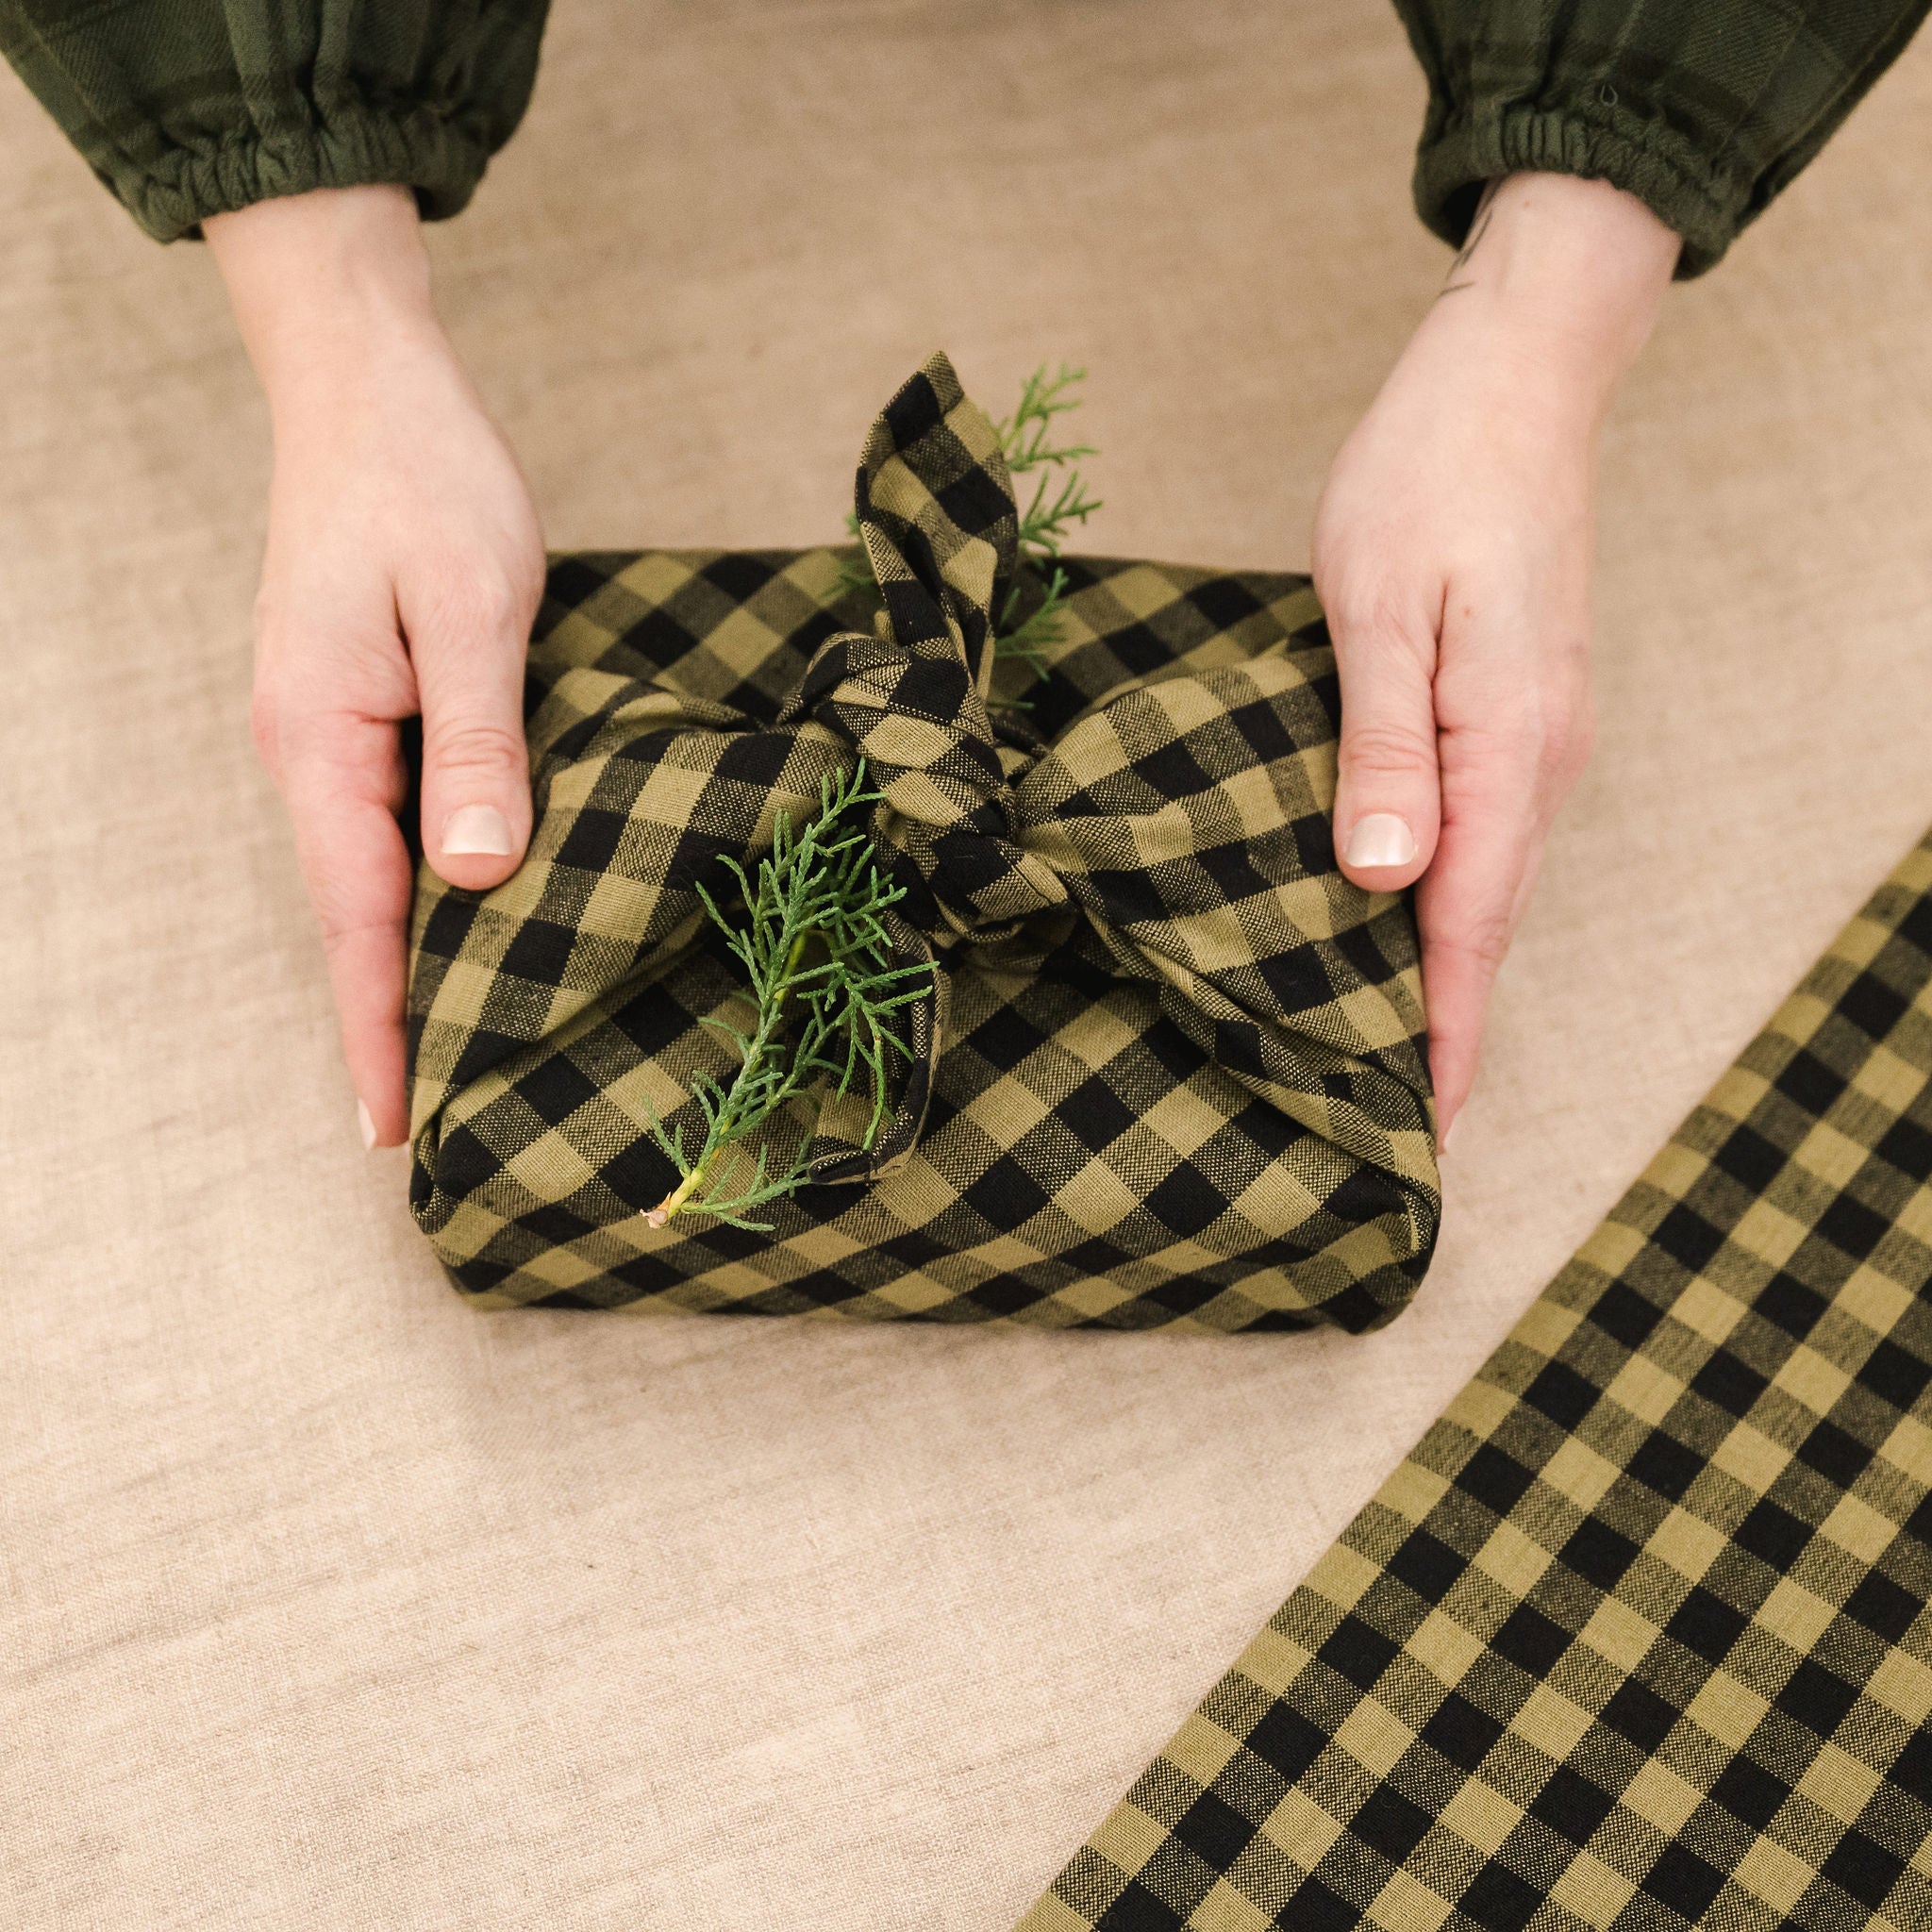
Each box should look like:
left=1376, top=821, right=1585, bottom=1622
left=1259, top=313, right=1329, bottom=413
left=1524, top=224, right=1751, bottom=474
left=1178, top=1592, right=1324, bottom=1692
left=206, top=185, right=447, bottom=425
left=1417, top=173, right=1679, bottom=432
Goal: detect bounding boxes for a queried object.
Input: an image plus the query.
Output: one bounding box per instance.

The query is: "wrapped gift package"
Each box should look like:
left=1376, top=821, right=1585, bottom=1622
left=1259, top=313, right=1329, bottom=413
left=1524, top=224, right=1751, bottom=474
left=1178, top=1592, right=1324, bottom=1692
left=406, top=355, right=1440, bottom=1330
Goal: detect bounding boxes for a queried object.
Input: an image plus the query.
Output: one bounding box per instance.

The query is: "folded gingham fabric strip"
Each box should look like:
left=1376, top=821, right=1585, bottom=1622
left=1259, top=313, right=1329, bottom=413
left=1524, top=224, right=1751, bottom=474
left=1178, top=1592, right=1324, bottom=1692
left=1021, top=837, right=1932, bottom=1930
left=406, top=356, right=1440, bottom=1328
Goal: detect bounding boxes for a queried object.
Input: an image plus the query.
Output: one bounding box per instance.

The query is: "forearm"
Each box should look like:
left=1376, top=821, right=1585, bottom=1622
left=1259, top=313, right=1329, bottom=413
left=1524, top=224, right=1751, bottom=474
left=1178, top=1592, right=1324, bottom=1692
left=1413, top=173, right=1680, bottom=433
left=205, top=186, right=447, bottom=425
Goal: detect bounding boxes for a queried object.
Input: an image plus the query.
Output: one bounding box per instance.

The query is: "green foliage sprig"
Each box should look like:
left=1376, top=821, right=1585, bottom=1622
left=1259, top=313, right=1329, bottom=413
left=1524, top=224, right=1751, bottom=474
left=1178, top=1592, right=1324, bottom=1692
left=642, top=762, right=931, bottom=1231
left=834, top=362, right=1103, bottom=678
left=1001, top=362, right=1099, bottom=479
left=994, top=361, right=1102, bottom=672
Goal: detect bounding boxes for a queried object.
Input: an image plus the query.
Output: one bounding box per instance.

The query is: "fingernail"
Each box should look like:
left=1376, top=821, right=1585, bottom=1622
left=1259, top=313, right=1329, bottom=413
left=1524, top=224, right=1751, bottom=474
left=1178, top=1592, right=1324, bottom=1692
left=1440, top=1114, right=1458, bottom=1157
left=441, top=804, right=513, bottom=858
left=357, top=1097, right=378, bottom=1152
left=1344, top=812, right=1418, bottom=870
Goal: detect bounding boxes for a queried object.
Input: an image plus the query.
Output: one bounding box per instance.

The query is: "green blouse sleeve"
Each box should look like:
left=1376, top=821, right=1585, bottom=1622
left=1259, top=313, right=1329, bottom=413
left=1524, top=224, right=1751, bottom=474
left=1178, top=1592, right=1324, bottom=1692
left=1392, top=0, right=1931, bottom=275
left=0, top=0, right=548, bottom=242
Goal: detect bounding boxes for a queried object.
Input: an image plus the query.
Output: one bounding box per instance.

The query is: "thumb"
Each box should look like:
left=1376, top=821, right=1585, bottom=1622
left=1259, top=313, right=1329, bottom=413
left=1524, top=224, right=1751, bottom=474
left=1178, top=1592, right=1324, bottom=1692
left=1327, top=596, right=1442, bottom=891
left=408, top=567, right=536, bottom=891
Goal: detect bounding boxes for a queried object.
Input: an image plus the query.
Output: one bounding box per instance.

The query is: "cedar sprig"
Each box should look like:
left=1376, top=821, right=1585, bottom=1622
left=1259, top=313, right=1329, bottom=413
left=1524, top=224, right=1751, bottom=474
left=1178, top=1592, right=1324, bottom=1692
left=996, top=363, right=1099, bottom=672
left=835, top=362, right=1102, bottom=675
left=641, top=762, right=931, bottom=1231
left=999, top=361, right=1099, bottom=476
left=991, top=563, right=1069, bottom=676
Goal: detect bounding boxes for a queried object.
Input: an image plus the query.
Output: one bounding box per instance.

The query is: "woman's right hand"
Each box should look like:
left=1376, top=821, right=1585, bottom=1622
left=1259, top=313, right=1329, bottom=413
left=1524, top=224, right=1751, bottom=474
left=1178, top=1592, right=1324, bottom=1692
left=206, top=186, right=546, bottom=1150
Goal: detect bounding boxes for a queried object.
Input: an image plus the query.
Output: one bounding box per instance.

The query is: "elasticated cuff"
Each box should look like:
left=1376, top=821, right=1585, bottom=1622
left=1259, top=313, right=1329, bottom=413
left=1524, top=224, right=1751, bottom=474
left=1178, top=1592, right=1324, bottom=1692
left=1413, top=102, right=1746, bottom=279
left=117, top=103, right=494, bottom=243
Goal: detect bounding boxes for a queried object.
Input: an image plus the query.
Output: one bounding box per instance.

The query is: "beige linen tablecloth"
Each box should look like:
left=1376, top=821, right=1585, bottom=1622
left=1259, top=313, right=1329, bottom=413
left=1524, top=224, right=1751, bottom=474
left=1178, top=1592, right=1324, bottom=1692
left=5, top=6, right=1931, bottom=1928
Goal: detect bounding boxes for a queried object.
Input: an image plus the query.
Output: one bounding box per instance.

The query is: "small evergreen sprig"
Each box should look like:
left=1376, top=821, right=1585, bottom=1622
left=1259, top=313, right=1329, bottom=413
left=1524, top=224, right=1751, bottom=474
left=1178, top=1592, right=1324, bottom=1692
left=834, top=361, right=1103, bottom=677
left=642, top=762, right=931, bottom=1231
left=995, top=362, right=1102, bottom=672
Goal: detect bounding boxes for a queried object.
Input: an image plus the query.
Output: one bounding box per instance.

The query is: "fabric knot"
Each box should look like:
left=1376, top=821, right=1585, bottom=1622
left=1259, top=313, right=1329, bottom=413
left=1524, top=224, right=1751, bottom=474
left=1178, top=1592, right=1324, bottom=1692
left=776, top=354, right=1067, bottom=946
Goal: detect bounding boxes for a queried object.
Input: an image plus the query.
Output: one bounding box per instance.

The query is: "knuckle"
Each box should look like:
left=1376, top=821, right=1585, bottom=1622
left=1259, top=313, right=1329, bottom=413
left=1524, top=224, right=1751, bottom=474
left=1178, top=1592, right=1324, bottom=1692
left=1326, top=575, right=1429, bottom=658
left=1545, top=690, right=1596, bottom=787
left=250, top=574, right=290, bottom=646
left=424, top=715, right=528, bottom=784
left=1522, top=677, right=1595, bottom=791
left=304, top=856, right=408, bottom=952
left=1443, top=907, right=1515, bottom=974
left=1536, top=723, right=1584, bottom=791
left=248, top=675, right=291, bottom=776
left=422, top=556, right=536, bottom=641
left=465, top=565, right=525, bottom=633
left=1342, top=715, right=1437, bottom=781
left=1450, top=690, right=1557, bottom=779
left=315, top=906, right=387, bottom=950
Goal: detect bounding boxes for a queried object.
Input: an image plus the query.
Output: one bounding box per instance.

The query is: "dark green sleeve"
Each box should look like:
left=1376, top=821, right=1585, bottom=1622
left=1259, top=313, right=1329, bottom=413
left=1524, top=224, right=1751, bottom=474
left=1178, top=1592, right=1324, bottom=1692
left=1392, top=0, right=1931, bottom=275
left=0, top=1, right=548, bottom=242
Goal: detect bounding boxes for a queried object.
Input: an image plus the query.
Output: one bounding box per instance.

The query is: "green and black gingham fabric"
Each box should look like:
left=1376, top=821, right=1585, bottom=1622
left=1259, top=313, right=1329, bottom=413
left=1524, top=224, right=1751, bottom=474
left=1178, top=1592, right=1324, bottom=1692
left=406, top=354, right=1440, bottom=1330
left=1022, top=835, right=1932, bottom=1931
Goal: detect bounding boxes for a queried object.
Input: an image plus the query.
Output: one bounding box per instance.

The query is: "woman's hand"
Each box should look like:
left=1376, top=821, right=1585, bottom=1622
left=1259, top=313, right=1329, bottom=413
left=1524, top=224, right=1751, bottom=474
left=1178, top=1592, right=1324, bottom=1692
left=207, top=186, right=545, bottom=1149
left=1313, top=173, right=1679, bottom=1146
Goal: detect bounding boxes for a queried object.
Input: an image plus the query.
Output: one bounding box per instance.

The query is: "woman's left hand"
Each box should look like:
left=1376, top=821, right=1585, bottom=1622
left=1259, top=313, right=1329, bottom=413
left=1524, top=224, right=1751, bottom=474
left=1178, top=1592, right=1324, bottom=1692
left=1313, top=173, right=1680, bottom=1145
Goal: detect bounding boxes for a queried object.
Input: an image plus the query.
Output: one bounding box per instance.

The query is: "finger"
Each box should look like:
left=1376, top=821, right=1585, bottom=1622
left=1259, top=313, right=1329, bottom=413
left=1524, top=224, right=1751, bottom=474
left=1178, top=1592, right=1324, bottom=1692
left=278, top=710, right=415, bottom=1148
left=408, top=562, right=537, bottom=891
left=1324, top=584, right=1443, bottom=892
left=1415, top=725, right=1541, bottom=1145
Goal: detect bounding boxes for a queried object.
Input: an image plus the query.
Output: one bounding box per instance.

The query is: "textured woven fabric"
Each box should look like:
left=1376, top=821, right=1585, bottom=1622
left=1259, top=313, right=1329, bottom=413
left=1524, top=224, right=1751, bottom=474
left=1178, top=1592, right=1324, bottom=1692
left=406, top=355, right=1439, bottom=1330
left=1022, top=835, right=1932, bottom=1931
left=0, top=0, right=547, bottom=241
left=1393, top=0, right=1932, bottom=275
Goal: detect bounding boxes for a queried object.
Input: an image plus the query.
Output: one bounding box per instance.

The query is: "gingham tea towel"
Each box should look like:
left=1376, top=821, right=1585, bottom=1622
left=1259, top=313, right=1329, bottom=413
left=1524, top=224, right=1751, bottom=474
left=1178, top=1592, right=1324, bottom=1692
left=1021, top=833, right=1932, bottom=1931
left=407, top=354, right=1440, bottom=1328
